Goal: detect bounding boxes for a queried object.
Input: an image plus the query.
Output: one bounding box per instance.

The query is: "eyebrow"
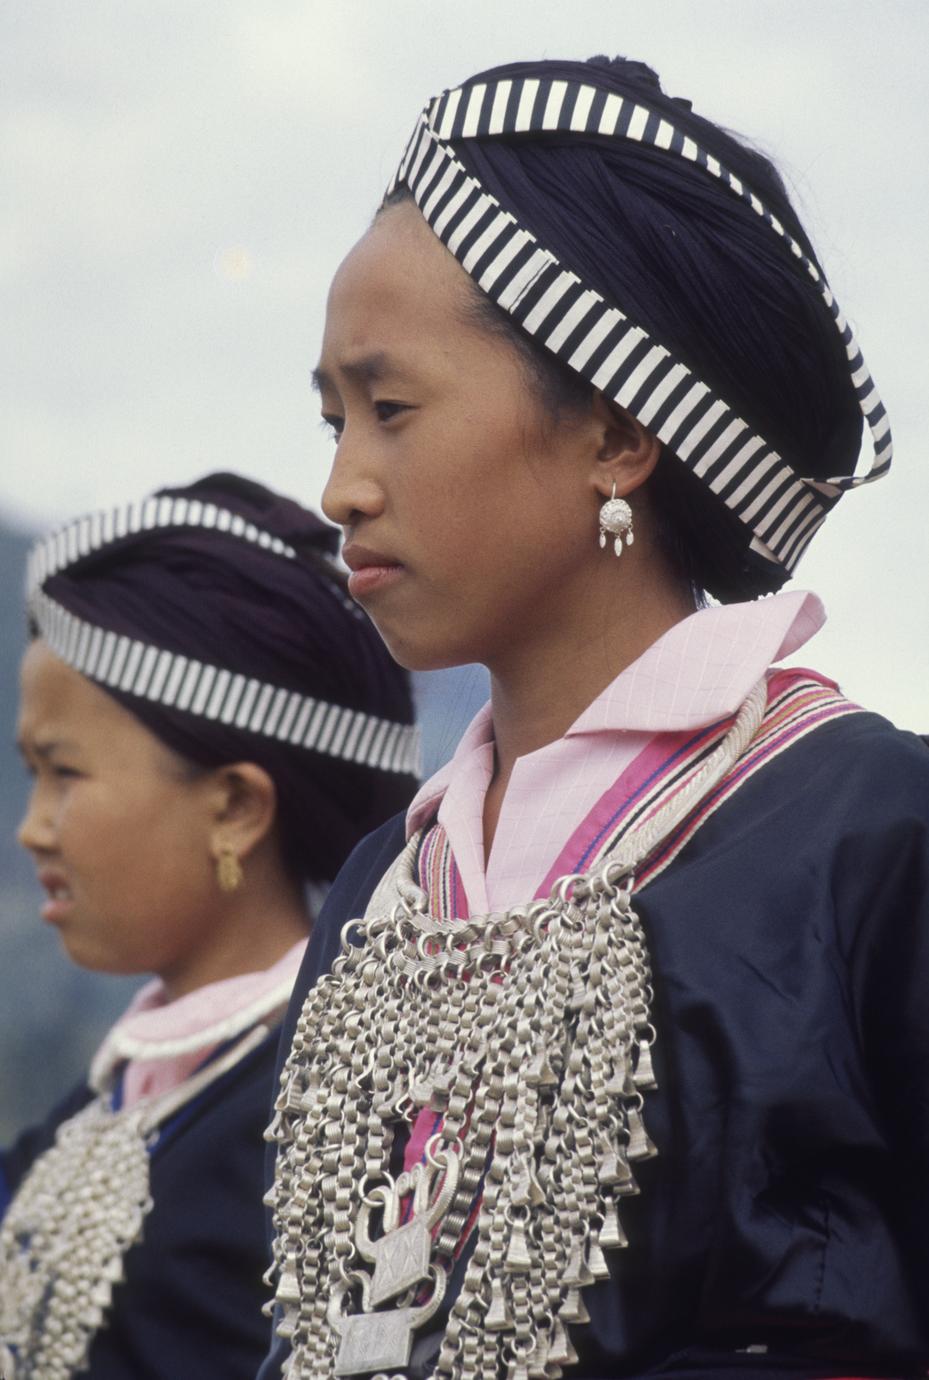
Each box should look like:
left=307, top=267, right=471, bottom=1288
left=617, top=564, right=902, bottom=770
left=311, top=351, right=393, bottom=395
left=15, top=738, right=80, bottom=760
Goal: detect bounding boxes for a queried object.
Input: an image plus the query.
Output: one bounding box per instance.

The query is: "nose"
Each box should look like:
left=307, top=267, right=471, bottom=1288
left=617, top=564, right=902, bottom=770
left=321, top=430, right=386, bottom=530
left=17, top=780, right=56, bottom=856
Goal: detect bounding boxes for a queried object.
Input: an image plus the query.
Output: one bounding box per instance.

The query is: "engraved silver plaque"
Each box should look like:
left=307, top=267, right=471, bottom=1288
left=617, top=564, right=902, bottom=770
left=369, top=1215, right=431, bottom=1307
left=334, top=1307, right=416, bottom=1376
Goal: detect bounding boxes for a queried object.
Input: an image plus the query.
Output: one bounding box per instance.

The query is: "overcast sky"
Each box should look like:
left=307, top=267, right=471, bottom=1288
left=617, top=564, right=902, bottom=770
left=2, top=1, right=927, bottom=730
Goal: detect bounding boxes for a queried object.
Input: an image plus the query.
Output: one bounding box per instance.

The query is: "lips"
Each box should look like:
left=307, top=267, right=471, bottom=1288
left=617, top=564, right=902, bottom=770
left=341, top=541, right=405, bottom=600
left=37, top=867, right=74, bottom=924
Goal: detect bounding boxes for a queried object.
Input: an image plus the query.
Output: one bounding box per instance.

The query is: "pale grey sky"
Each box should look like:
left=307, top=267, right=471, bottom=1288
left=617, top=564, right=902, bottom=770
left=2, top=0, right=927, bottom=729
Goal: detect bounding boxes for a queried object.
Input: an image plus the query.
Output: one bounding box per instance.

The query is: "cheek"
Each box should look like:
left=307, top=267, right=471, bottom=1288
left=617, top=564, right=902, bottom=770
left=55, top=784, right=106, bottom=855
left=64, top=830, right=210, bottom=973
left=62, top=783, right=203, bottom=880
left=400, top=426, right=532, bottom=556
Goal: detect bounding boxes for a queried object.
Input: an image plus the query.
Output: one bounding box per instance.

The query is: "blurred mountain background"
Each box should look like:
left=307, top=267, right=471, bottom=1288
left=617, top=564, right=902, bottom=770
left=0, top=516, right=488, bottom=1142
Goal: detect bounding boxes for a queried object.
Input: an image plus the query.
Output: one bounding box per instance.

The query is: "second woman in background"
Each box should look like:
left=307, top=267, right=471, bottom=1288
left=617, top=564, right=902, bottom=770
left=1, top=471, right=419, bottom=1379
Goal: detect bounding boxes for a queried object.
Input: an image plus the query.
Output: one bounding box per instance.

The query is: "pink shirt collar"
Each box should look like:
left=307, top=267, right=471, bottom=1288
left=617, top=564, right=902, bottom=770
left=89, top=938, right=308, bottom=1101
left=407, top=590, right=825, bottom=838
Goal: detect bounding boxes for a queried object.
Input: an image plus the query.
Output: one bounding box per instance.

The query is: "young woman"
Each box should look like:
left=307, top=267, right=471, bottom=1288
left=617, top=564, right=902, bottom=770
left=261, top=56, right=929, bottom=1380
left=0, top=471, right=419, bottom=1379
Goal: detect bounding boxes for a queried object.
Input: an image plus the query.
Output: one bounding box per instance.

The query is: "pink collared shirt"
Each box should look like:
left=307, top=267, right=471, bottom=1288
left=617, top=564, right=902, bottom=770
left=406, top=596, right=869, bottom=1380
left=90, top=938, right=308, bottom=1108
left=406, top=590, right=825, bottom=915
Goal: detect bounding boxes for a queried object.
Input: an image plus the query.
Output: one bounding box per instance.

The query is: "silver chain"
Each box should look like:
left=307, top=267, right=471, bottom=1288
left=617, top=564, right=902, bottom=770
left=0, top=1024, right=270, bottom=1378
left=268, top=681, right=768, bottom=1379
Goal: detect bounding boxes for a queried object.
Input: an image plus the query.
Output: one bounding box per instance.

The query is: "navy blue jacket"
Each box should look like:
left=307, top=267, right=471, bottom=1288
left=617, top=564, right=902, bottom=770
left=261, top=711, right=929, bottom=1379
left=2, top=1029, right=278, bottom=1379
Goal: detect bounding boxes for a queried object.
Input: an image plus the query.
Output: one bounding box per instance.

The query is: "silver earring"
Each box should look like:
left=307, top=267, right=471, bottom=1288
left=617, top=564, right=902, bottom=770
left=598, top=483, right=634, bottom=557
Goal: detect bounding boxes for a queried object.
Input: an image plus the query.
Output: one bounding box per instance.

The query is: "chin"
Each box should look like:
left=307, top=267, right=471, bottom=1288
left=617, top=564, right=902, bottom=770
left=384, top=640, right=477, bottom=674
left=376, top=621, right=481, bottom=675
left=58, top=931, right=136, bottom=977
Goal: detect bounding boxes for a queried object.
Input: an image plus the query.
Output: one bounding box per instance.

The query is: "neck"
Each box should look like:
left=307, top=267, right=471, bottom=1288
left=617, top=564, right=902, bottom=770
left=482, top=554, right=695, bottom=856
left=161, top=866, right=309, bottom=1002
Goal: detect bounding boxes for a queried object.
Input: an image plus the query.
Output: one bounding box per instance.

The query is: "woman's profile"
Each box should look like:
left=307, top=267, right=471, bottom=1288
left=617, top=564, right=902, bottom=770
left=0, top=471, right=419, bottom=1379
left=261, top=56, right=929, bottom=1380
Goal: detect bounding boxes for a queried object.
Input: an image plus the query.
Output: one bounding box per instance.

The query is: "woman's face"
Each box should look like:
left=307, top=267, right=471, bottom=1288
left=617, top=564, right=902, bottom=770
left=16, top=640, right=224, bottom=990
left=318, top=201, right=607, bottom=673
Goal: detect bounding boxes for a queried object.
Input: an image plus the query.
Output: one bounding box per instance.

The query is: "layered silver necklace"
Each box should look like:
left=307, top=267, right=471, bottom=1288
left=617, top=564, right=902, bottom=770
left=266, top=682, right=766, bottom=1380
left=0, top=1025, right=269, bottom=1379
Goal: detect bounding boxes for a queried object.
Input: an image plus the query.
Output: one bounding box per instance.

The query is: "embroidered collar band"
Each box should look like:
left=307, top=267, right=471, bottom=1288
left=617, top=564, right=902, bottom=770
left=407, top=589, right=825, bottom=837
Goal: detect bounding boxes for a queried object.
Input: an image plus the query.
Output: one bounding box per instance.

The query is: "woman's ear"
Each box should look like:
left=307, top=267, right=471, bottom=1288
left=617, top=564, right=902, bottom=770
left=206, top=762, right=279, bottom=865
left=588, top=393, right=662, bottom=500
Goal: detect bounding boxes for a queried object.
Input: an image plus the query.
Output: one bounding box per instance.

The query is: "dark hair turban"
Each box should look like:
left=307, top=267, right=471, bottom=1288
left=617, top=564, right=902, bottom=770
left=392, top=55, right=879, bottom=601
left=32, top=472, right=418, bottom=884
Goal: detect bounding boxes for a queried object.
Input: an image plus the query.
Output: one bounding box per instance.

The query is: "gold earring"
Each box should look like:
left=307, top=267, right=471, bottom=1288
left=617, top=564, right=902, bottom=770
left=216, top=844, right=244, bottom=894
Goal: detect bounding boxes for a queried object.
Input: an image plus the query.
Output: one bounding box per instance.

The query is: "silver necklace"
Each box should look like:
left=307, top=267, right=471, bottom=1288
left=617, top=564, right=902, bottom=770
left=267, top=681, right=767, bottom=1379
left=0, top=1024, right=269, bottom=1379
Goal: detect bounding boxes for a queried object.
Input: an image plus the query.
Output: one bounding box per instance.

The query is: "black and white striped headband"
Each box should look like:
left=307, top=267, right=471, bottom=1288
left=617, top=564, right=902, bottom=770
left=388, top=75, right=891, bottom=575
left=27, top=498, right=421, bottom=778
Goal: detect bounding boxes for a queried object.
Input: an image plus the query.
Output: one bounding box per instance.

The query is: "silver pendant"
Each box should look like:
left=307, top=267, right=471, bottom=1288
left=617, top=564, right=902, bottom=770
left=368, top=1214, right=432, bottom=1307
left=330, top=1265, right=447, bottom=1377
left=356, top=1151, right=460, bottom=1309
left=334, top=1306, right=417, bottom=1376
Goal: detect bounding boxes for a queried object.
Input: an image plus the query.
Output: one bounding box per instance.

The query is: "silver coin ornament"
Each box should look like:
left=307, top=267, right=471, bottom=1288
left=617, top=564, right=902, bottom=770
left=598, top=496, right=634, bottom=557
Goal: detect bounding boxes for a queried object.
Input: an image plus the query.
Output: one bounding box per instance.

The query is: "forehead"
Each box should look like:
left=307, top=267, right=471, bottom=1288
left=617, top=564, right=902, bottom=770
left=19, top=640, right=142, bottom=747
left=320, top=201, right=476, bottom=370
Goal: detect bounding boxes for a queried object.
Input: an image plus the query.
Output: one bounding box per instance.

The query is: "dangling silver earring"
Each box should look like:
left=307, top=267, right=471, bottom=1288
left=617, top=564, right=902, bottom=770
left=598, top=483, right=634, bottom=557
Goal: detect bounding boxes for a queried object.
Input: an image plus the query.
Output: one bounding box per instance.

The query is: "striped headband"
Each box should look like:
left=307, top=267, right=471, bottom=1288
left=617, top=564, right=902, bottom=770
left=388, top=74, right=891, bottom=574
left=26, top=493, right=298, bottom=592
left=27, top=499, right=421, bottom=778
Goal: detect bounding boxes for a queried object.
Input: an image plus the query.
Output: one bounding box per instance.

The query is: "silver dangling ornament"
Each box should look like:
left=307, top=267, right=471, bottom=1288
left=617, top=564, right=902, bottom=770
left=598, top=483, right=634, bottom=557
left=265, top=682, right=770, bottom=1380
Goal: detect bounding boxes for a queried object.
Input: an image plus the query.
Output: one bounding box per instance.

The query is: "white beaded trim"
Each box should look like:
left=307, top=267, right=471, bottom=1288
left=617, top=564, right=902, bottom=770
left=26, top=495, right=299, bottom=599
left=30, top=589, right=421, bottom=777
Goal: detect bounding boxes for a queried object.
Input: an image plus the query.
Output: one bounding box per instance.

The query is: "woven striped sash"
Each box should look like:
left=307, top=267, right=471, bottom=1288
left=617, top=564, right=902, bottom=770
left=416, top=669, right=861, bottom=915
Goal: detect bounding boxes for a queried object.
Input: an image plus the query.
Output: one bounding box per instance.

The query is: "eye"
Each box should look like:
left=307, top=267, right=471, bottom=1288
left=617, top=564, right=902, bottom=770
left=51, top=764, right=81, bottom=781
left=374, top=400, right=409, bottom=424
left=320, top=413, right=344, bottom=441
